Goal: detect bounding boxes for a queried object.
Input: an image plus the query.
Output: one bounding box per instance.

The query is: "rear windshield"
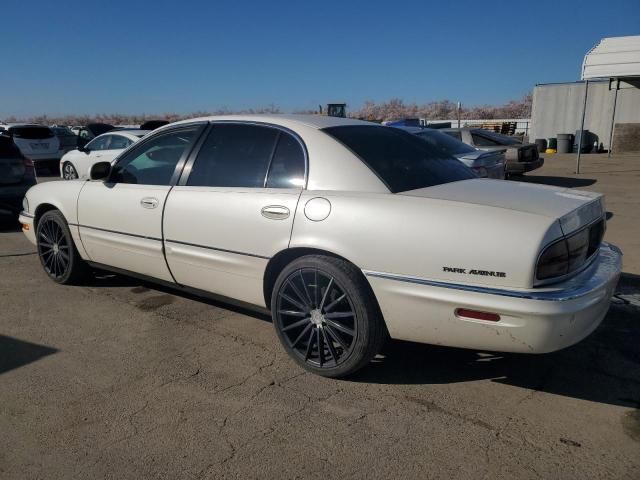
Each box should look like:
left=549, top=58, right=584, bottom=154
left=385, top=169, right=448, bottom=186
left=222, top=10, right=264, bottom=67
left=415, top=129, right=476, bottom=155
left=9, top=126, right=54, bottom=139
left=323, top=125, right=475, bottom=193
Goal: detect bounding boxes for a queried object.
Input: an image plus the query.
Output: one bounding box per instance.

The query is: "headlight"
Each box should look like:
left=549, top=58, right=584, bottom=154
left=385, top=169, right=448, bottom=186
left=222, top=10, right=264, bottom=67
left=22, top=196, right=29, bottom=213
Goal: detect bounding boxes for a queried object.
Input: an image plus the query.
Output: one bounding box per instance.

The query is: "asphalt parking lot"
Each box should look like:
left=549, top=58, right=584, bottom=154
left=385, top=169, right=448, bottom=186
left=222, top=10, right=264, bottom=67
left=1, top=155, right=639, bottom=479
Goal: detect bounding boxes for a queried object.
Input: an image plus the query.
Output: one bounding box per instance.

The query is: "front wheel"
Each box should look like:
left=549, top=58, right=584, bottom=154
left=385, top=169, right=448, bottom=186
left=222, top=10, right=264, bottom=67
left=36, top=210, right=89, bottom=284
left=62, top=162, right=78, bottom=180
left=271, top=255, right=387, bottom=378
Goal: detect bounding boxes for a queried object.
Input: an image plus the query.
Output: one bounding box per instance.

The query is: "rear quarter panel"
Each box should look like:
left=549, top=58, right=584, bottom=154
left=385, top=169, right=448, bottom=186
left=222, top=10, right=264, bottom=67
left=290, top=190, right=561, bottom=289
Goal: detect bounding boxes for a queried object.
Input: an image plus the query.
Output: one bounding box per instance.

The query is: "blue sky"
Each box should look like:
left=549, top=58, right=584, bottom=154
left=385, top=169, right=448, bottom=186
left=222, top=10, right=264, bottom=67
left=2, top=0, right=639, bottom=116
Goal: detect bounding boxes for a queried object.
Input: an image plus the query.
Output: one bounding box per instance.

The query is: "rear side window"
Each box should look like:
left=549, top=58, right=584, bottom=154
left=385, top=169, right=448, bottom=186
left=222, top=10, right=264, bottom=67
left=9, top=126, right=54, bottom=139
left=266, top=133, right=305, bottom=188
left=323, top=125, right=475, bottom=193
left=187, top=124, right=278, bottom=188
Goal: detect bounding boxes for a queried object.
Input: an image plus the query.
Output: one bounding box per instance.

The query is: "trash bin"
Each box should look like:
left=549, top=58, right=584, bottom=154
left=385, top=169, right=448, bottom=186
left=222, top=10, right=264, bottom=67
left=574, top=130, right=593, bottom=153
left=535, top=139, right=547, bottom=153
left=557, top=134, right=573, bottom=154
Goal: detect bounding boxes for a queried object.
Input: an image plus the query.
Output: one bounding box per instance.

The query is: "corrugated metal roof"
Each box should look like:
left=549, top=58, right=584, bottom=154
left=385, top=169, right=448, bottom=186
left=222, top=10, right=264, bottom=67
left=582, top=35, right=640, bottom=80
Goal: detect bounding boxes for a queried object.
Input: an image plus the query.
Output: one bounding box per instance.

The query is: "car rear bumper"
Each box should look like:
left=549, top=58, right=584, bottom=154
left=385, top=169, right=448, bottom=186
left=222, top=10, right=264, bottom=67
left=508, top=158, right=544, bottom=174
left=364, top=242, right=622, bottom=354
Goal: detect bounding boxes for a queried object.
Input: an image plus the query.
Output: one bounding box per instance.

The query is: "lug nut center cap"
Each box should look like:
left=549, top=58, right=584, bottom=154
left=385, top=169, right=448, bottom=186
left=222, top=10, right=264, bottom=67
left=52, top=244, right=59, bottom=254
left=310, top=309, right=324, bottom=327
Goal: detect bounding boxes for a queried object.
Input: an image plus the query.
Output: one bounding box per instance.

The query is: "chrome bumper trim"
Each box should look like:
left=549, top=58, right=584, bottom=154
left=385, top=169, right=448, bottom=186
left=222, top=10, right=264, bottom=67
left=363, top=243, right=621, bottom=302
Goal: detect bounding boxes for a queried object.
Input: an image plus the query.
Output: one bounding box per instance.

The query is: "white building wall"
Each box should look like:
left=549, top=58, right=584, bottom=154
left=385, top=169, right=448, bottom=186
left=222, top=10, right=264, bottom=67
left=530, top=80, right=640, bottom=149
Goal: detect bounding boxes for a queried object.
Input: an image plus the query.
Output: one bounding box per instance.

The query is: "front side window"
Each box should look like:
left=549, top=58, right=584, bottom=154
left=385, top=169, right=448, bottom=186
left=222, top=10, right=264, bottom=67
left=323, top=125, right=475, bottom=193
left=86, top=135, right=110, bottom=151
left=108, top=135, right=132, bottom=150
left=111, top=127, right=197, bottom=185
left=187, top=124, right=279, bottom=188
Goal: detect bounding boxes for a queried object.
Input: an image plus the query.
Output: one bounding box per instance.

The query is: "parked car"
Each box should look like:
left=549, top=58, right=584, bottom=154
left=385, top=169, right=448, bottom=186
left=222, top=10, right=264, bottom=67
left=52, top=126, right=78, bottom=155
left=75, top=123, right=116, bottom=148
left=60, top=129, right=149, bottom=180
left=140, top=120, right=170, bottom=130
left=442, top=128, right=543, bottom=175
left=0, top=123, right=61, bottom=173
left=398, top=126, right=506, bottom=179
left=19, top=115, right=620, bottom=378
left=0, top=134, right=36, bottom=219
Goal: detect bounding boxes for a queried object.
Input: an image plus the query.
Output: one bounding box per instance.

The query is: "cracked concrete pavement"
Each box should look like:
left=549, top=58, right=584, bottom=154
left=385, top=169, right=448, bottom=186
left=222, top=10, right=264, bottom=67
left=1, top=156, right=639, bottom=479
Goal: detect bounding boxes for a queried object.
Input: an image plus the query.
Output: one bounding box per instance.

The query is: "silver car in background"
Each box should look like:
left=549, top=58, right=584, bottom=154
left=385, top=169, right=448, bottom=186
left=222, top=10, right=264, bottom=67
left=399, top=126, right=506, bottom=179
left=442, top=128, right=543, bottom=176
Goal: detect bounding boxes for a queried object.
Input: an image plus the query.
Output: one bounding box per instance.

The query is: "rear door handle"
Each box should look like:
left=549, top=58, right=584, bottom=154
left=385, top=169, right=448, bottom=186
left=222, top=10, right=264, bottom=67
left=261, top=205, right=290, bottom=220
left=140, top=197, right=159, bottom=209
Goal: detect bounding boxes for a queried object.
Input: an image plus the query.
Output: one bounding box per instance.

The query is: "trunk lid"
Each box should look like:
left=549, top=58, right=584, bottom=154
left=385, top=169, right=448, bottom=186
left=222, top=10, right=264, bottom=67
left=402, top=179, right=604, bottom=234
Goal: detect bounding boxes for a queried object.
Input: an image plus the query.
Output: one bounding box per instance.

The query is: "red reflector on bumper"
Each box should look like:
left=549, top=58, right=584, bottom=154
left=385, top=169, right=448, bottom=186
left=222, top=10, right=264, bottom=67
left=455, top=308, right=501, bottom=322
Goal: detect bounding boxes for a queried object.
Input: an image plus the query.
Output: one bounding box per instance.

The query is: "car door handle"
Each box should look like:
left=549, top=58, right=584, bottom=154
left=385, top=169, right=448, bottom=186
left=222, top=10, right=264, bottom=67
left=261, top=205, right=290, bottom=220
left=140, top=197, right=159, bottom=209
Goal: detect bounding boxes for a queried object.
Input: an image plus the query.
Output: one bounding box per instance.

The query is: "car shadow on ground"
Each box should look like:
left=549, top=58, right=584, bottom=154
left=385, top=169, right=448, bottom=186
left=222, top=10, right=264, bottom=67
left=0, top=335, right=58, bottom=375
left=517, top=175, right=597, bottom=188
left=85, top=272, right=639, bottom=408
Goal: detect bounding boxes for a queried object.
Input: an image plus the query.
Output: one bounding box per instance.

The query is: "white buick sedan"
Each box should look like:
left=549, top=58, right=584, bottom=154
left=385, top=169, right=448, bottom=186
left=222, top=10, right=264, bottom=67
left=59, top=129, right=149, bottom=180
left=19, top=115, right=621, bottom=377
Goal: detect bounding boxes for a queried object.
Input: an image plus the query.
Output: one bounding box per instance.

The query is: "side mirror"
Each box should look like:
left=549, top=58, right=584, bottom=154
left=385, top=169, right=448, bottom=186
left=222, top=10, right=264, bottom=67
left=78, top=145, right=89, bottom=153
left=90, top=161, right=111, bottom=181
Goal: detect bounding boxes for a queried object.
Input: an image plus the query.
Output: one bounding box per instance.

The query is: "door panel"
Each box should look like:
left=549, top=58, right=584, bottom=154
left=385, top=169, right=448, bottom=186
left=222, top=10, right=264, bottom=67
left=78, top=182, right=174, bottom=282
left=164, top=187, right=301, bottom=306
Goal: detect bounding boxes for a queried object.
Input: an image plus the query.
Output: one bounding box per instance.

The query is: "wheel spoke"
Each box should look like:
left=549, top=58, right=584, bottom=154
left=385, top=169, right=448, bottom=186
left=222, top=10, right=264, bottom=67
left=279, top=292, right=307, bottom=312
left=58, top=249, right=69, bottom=261
left=323, top=293, right=346, bottom=313
left=304, top=328, right=316, bottom=360
left=298, top=271, right=313, bottom=306
left=287, top=279, right=311, bottom=310
left=313, top=270, right=318, bottom=307
left=278, top=310, right=307, bottom=317
left=319, top=277, right=334, bottom=310
left=291, top=323, right=312, bottom=348
left=282, top=317, right=311, bottom=332
left=325, top=325, right=349, bottom=352
left=325, top=319, right=355, bottom=337
left=322, top=328, right=338, bottom=363
left=324, top=311, right=354, bottom=319
left=317, top=328, right=324, bottom=366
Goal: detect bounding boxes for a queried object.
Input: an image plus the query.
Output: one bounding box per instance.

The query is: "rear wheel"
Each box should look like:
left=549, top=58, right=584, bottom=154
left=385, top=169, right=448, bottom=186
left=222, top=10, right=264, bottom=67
left=62, top=162, right=78, bottom=180
left=271, top=255, right=386, bottom=378
left=36, top=210, right=89, bottom=284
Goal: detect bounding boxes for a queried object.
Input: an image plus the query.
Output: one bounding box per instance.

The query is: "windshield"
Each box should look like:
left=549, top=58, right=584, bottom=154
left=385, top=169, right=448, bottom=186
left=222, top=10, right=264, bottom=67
left=9, top=126, right=54, bottom=139
left=323, top=125, right=476, bottom=193
left=415, top=129, right=476, bottom=155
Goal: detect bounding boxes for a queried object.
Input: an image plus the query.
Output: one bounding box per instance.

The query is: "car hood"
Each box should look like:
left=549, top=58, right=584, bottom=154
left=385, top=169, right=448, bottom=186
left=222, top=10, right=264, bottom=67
left=401, top=179, right=604, bottom=234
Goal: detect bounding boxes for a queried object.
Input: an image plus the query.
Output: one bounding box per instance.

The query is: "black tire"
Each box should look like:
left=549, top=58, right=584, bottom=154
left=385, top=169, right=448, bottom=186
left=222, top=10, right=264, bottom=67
left=271, top=255, right=387, bottom=378
left=36, top=210, right=90, bottom=284
left=62, top=162, right=78, bottom=180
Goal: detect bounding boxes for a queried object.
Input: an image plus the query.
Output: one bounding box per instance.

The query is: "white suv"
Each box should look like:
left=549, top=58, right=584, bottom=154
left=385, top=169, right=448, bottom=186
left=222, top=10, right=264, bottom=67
left=0, top=123, right=61, bottom=173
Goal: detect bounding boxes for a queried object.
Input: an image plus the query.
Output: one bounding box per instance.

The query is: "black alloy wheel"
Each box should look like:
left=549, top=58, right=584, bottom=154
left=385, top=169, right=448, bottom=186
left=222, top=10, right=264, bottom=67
left=272, top=255, right=386, bottom=377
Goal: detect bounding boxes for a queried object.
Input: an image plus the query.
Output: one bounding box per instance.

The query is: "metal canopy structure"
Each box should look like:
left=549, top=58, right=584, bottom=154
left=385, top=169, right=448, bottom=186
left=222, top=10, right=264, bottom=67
left=582, top=35, right=640, bottom=80
left=576, top=36, right=640, bottom=173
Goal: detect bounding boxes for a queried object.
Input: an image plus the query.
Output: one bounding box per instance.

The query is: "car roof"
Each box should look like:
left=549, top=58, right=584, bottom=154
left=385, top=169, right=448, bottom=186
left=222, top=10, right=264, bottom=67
left=167, top=114, right=375, bottom=131
left=3, top=123, right=50, bottom=128
left=110, top=129, right=150, bottom=136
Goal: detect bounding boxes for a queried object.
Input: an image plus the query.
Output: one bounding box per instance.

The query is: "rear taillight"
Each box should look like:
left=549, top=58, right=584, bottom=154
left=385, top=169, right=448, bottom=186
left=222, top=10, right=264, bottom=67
left=471, top=166, right=488, bottom=178
left=536, top=219, right=604, bottom=282
left=23, top=156, right=35, bottom=174
left=536, top=239, right=569, bottom=280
